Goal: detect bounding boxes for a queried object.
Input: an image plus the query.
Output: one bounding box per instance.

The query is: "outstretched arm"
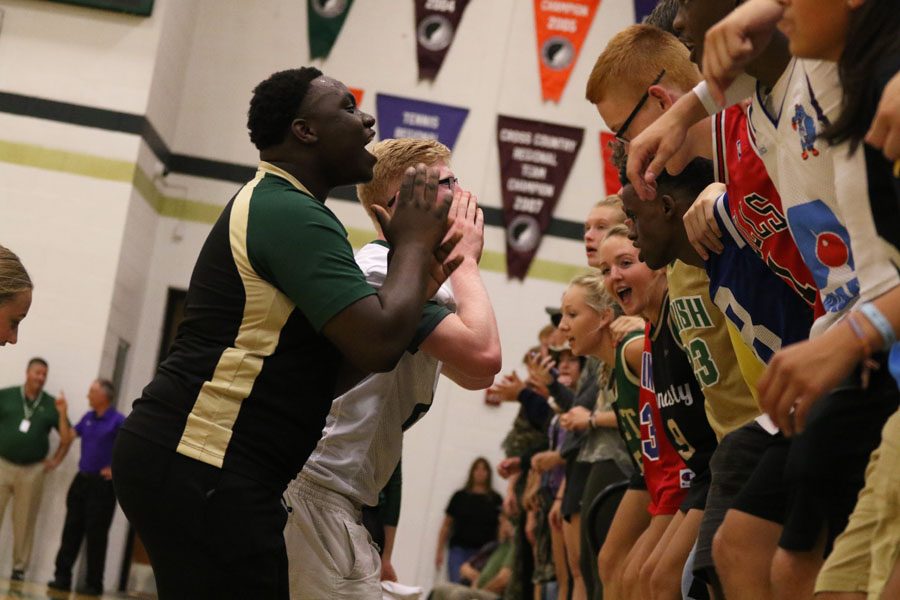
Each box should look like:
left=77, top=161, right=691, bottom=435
left=45, top=393, right=74, bottom=471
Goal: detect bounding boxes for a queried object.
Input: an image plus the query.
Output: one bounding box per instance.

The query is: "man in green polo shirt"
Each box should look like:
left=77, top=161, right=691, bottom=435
left=0, top=357, right=73, bottom=581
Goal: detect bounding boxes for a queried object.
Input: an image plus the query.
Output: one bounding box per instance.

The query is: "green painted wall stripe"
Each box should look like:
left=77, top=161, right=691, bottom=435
left=1, top=139, right=584, bottom=283
left=132, top=167, right=224, bottom=223
left=0, top=139, right=135, bottom=182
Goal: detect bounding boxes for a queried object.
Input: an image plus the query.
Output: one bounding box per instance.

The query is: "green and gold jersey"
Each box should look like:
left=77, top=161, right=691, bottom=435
left=666, top=261, right=761, bottom=440
left=124, top=162, right=377, bottom=490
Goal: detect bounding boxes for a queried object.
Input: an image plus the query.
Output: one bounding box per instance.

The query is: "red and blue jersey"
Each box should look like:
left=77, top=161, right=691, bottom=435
left=705, top=192, right=815, bottom=364
left=639, top=324, right=690, bottom=516
left=712, top=104, right=824, bottom=319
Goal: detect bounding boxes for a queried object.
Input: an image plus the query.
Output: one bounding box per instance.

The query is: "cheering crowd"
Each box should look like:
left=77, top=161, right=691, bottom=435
left=472, top=0, right=900, bottom=599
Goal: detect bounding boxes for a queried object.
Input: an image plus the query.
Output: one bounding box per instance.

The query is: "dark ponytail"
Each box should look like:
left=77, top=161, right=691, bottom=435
left=823, top=0, right=900, bottom=152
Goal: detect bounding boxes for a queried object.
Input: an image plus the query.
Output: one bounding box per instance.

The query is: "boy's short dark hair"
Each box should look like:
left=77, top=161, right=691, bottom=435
left=618, top=157, right=715, bottom=204
left=655, top=158, right=715, bottom=204
left=247, top=67, right=323, bottom=151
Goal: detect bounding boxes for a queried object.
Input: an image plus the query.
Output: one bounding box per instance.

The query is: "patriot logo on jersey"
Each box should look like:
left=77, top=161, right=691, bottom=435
left=786, top=200, right=860, bottom=312
left=791, top=104, right=821, bottom=161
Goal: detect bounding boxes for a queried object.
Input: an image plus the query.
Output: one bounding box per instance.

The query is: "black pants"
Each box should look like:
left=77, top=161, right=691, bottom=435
left=580, top=459, right=626, bottom=600
left=53, top=472, right=117, bottom=589
left=780, top=357, right=899, bottom=554
left=111, top=430, right=289, bottom=600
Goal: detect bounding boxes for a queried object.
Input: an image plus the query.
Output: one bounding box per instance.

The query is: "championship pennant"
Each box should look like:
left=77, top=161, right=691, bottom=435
left=376, top=94, right=469, bottom=150
left=533, top=0, right=601, bottom=102
left=497, top=116, right=584, bottom=279
left=308, top=0, right=355, bottom=60
left=633, top=0, right=657, bottom=22
left=599, top=132, right=621, bottom=196
left=415, top=0, right=471, bottom=80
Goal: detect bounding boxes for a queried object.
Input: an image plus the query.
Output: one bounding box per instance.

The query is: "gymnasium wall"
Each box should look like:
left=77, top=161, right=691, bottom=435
left=0, top=0, right=644, bottom=591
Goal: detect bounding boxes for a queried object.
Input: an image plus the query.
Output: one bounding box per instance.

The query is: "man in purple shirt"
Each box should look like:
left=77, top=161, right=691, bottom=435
left=48, top=379, right=124, bottom=596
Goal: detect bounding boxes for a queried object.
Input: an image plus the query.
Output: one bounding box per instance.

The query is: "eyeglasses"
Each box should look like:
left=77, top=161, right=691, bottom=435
left=386, top=175, right=460, bottom=208
left=614, top=69, right=666, bottom=144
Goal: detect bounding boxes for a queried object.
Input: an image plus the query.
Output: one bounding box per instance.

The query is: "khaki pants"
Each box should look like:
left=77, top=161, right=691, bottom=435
left=284, top=474, right=381, bottom=600
left=816, top=409, right=900, bottom=598
left=0, top=457, right=47, bottom=571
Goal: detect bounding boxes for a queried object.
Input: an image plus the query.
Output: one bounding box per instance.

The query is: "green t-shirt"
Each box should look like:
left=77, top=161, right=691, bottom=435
left=0, top=386, right=59, bottom=465
left=477, top=540, right=513, bottom=588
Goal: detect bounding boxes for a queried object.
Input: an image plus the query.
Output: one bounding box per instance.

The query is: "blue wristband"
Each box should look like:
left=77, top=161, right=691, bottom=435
left=859, top=303, right=897, bottom=352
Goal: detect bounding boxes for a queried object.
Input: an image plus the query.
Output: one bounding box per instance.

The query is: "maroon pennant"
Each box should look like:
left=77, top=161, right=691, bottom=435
left=415, top=0, right=471, bottom=80
left=497, top=115, right=584, bottom=280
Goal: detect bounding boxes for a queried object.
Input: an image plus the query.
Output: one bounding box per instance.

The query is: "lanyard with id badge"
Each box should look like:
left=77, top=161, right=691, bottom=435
left=20, top=387, right=40, bottom=433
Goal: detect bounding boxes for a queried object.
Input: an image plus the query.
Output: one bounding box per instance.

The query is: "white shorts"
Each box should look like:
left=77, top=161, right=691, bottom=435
left=284, top=473, right=381, bottom=600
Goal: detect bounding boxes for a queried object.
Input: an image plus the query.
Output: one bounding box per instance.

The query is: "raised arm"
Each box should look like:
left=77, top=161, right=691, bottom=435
left=422, top=192, right=502, bottom=389
left=54, top=391, right=74, bottom=445
left=626, top=94, right=716, bottom=200
left=44, top=392, right=74, bottom=471
left=702, top=0, right=787, bottom=105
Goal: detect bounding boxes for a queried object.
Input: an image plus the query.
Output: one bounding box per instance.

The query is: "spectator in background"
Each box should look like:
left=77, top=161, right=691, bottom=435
left=0, top=245, right=32, bottom=347
left=0, top=358, right=72, bottom=581
left=436, top=457, right=503, bottom=583
left=489, top=329, right=570, bottom=600
left=430, top=514, right=515, bottom=600
left=48, top=379, right=124, bottom=596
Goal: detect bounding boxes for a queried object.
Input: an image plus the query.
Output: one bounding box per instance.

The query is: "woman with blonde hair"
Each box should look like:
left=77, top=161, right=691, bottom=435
left=0, top=245, right=32, bottom=346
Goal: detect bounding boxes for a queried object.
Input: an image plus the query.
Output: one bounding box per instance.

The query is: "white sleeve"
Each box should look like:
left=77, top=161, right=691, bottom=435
left=354, top=244, right=387, bottom=290
left=694, top=73, right=758, bottom=115
left=354, top=242, right=457, bottom=309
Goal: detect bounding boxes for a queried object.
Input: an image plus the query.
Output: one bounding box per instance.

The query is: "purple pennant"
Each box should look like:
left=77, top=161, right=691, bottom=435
left=375, top=93, right=469, bottom=150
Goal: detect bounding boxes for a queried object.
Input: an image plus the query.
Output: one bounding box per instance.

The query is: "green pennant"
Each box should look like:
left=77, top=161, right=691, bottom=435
left=308, top=0, right=355, bottom=60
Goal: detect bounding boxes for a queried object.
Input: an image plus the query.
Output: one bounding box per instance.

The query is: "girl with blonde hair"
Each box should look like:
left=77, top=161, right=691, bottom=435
left=0, top=245, right=32, bottom=346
